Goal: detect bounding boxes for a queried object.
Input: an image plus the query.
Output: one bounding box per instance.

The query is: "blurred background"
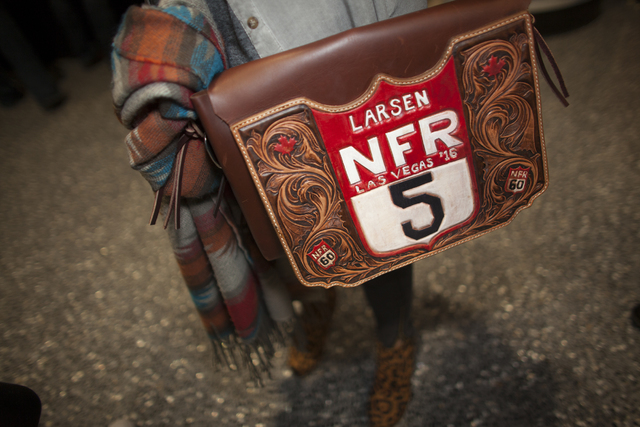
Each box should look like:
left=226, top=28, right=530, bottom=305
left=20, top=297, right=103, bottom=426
left=0, top=0, right=134, bottom=111
left=1, top=0, right=639, bottom=426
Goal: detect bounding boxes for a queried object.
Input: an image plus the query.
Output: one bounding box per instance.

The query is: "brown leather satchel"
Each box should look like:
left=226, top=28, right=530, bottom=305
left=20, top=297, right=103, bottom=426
left=192, top=0, right=567, bottom=287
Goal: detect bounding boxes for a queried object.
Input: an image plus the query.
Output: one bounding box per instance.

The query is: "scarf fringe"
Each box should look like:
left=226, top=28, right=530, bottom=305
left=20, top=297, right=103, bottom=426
left=209, top=318, right=296, bottom=386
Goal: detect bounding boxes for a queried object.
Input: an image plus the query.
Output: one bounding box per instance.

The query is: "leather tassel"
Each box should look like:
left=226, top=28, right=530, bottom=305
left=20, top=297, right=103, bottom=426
left=533, top=26, right=570, bottom=107
left=151, top=121, right=224, bottom=230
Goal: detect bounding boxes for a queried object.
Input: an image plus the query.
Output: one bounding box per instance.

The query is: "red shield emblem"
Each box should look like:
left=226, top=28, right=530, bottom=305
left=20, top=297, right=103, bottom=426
left=307, top=240, right=337, bottom=270
left=313, top=59, right=479, bottom=256
left=505, top=167, right=530, bottom=193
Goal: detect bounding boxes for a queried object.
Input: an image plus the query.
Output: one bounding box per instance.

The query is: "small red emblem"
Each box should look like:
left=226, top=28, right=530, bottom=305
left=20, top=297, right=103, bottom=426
left=505, top=166, right=530, bottom=193
left=482, top=55, right=506, bottom=77
left=307, top=240, right=337, bottom=270
left=274, top=135, right=297, bottom=154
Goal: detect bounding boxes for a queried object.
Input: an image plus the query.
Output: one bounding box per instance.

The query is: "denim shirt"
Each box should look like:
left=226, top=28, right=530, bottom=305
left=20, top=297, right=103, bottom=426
left=223, top=0, right=429, bottom=58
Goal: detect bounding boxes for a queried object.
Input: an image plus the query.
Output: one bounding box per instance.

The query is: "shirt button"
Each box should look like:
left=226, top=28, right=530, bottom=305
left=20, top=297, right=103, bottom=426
left=247, top=17, right=259, bottom=29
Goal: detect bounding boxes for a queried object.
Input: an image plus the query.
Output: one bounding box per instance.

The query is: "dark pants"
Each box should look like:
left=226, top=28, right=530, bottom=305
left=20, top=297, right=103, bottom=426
left=362, top=265, right=414, bottom=348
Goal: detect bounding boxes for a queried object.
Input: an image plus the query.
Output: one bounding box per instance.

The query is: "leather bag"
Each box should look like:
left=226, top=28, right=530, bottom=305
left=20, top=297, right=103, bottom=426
left=192, top=0, right=566, bottom=287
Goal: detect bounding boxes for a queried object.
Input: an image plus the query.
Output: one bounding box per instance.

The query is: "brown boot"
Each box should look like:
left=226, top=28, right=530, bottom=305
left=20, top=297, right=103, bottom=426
left=287, top=288, right=337, bottom=376
left=368, top=338, right=416, bottom=427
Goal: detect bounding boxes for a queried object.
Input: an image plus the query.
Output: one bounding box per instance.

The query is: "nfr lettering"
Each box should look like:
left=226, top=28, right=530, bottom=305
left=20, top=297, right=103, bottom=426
left=339, top=110, right=463, bottom=185
left=509, top=169, right=529, bottom=179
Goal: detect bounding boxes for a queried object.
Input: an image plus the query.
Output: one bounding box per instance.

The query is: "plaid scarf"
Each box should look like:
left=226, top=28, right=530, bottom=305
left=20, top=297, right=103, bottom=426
left=111, top=2, right=294, bottom=379
left=112, top=2, right=225, bottom=197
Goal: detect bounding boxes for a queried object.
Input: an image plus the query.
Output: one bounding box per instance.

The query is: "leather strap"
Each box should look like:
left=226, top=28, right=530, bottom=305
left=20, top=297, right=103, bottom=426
left=533, top=26, right=570, bottom=107
left=149, top=122, right=210, bottom=229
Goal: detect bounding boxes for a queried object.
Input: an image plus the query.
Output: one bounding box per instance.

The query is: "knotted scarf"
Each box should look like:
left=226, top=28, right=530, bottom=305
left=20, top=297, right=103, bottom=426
left=111, top=1, right=295, bottom=380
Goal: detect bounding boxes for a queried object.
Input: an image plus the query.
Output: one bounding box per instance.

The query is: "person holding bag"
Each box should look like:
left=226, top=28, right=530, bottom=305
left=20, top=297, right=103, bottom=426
left=111, top=1, right=428, bottom=426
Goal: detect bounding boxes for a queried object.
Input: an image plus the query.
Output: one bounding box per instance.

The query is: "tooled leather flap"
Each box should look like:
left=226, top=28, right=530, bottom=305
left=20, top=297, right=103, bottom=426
left=192, top=0, right=531, bottom=261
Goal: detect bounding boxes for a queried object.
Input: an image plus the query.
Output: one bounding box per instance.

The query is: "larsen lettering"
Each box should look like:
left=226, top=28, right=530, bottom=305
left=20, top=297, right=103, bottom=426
left=348, top=90, right=430, bottom=132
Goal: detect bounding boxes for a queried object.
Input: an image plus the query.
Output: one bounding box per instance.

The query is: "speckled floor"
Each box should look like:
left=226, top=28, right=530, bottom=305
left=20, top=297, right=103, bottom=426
left=1, top=1, right=639, bottom=426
